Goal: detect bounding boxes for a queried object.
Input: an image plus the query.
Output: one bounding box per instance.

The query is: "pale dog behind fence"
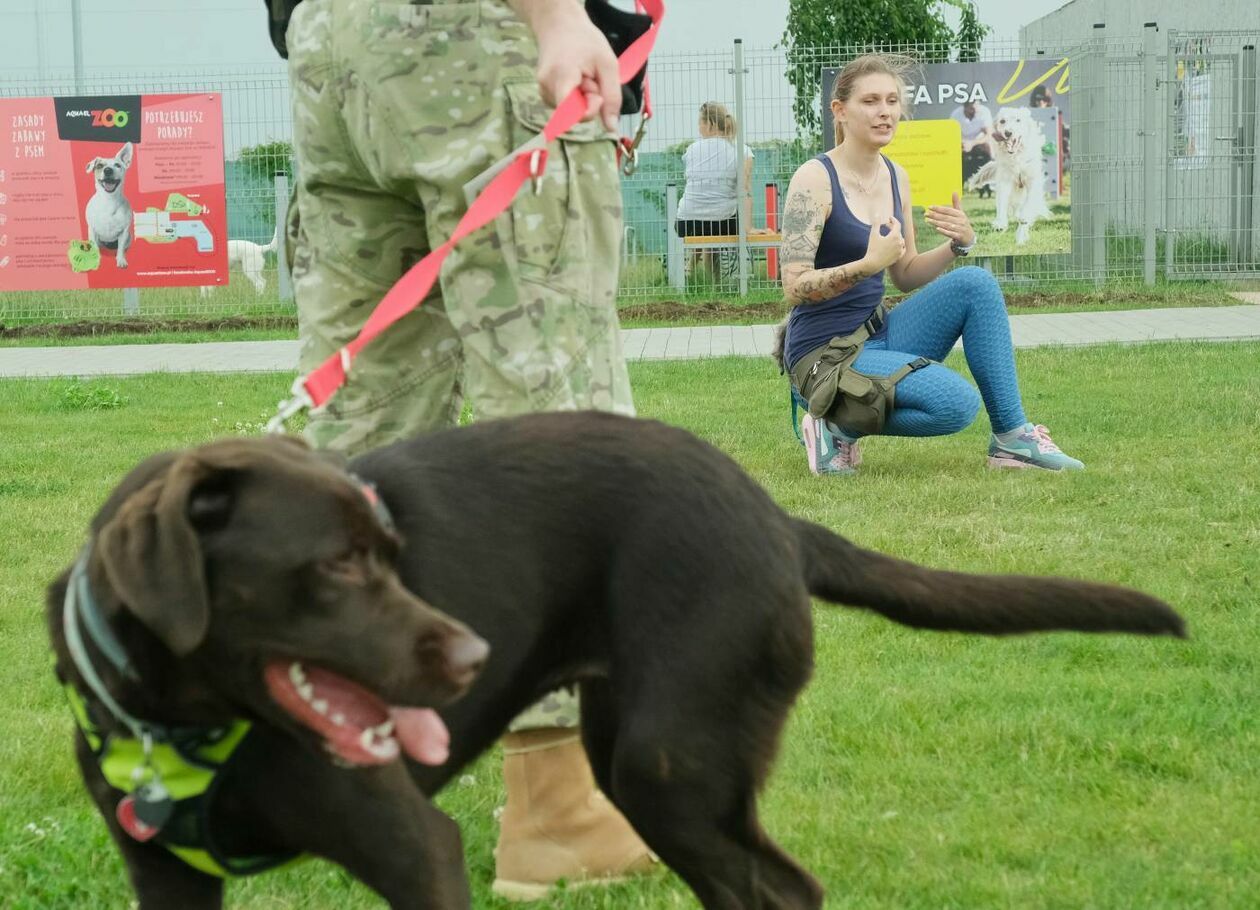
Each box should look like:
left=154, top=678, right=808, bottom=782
left=199, top=228, right=278, bottom=296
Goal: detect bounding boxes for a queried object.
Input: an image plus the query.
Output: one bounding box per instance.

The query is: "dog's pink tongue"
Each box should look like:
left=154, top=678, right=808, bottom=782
left=391, top=707, right=450, bottom=766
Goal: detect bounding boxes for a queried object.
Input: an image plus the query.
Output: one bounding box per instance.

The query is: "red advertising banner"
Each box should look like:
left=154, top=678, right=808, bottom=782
left=0, top=93, right=227, bottom=291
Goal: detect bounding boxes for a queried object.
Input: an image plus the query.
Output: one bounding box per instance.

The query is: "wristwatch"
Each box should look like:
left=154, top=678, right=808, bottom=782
left=950, top=237, right=975, bottom=257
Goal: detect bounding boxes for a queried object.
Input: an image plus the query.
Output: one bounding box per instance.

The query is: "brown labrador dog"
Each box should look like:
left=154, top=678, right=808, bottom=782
left=49, top=412, right=1184, bottom=909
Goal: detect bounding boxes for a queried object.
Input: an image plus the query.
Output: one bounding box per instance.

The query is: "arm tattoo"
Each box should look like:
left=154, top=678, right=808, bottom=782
left=789, top=262, right=873, bottom=303
left=780, top=181, right=870, bottom=305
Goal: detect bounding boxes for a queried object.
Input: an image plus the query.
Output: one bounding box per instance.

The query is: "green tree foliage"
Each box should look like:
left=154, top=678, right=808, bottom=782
left=236, top=140, right=294, bottom=232
left=781, top=0, right=991, bottom=144
left=956, top=2, right=991, bottom=63
left=238, top=140, right=294, bottom=180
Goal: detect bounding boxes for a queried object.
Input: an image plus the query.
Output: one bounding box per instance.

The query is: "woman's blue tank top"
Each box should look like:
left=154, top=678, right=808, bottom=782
left=783, top=154, right=903, bottom=371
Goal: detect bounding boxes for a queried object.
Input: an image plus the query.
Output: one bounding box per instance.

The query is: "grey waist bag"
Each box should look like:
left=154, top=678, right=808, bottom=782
left=788, top=304, right=930, bottom=436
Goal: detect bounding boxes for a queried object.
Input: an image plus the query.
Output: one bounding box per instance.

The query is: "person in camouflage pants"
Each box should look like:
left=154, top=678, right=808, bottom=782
left=284, top=0, right=653, bottom=899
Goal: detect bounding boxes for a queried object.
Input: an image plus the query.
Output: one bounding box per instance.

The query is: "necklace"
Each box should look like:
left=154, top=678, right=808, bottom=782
left=841, top=162, right=883, bottom=195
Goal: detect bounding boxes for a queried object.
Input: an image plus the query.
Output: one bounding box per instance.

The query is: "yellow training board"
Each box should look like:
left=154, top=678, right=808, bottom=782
left=884, top=119, right=963, bottom=209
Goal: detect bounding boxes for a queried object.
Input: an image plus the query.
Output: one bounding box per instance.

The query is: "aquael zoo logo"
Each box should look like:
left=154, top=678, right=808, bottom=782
left=90, top=107, right=130, bottom=128
left=55, top=95, right=142, bottom=142
left=64, top=107, right=130, bottom=127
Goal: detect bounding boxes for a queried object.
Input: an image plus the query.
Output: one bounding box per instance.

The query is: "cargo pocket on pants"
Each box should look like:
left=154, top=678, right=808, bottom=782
left=502, top=80, right=617, bottom=296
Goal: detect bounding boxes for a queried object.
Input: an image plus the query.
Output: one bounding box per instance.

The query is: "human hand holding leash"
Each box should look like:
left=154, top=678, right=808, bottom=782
left=863, top=217, right=905, bottom=271
left=514, top=0, right=622, bottom=133
left=925, top=192, right=976, bottom=249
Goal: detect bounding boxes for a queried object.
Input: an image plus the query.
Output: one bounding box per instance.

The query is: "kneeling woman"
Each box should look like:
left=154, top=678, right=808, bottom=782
left=779, top=53, right=1083, bottom=475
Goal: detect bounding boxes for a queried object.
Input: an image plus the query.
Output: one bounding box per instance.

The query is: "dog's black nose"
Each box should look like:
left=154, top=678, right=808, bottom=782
left=445, top=633, right=489, bottom=686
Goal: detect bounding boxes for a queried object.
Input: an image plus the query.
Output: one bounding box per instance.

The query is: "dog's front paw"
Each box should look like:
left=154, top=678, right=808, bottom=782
left=992, top=220, right=1009, bottom=232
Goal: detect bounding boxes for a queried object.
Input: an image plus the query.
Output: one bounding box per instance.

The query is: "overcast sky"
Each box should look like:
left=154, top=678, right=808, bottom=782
left=655, top=0, right=1072, bottom=53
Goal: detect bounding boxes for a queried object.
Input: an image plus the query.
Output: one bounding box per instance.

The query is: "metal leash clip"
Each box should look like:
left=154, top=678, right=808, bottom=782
left=462, top=132, right=549, bottom=207
left=621, top=111, right=652, bottom=177
left=264, top=376, right=315, bottom=436
left=527, top=147, right=547, bottom=195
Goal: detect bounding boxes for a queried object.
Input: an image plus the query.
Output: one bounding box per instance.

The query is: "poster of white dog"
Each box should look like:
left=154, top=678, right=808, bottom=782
left=821, top=58, right=1071, bottom=257
left=909, top=59, right=1069, bottom=256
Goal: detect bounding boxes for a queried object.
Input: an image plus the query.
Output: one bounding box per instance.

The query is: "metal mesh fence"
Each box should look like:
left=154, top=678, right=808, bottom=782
left=1, top=29, right=1257, bottom=326
left=1163, top=31, right=1259, bottom=278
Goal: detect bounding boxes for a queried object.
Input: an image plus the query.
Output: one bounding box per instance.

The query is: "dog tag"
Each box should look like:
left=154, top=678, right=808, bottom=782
left=117, top=796, right=159, bottom=842
left=134, top=780, right=175, bottom=828
left=117, top=781, right=173, bottom=842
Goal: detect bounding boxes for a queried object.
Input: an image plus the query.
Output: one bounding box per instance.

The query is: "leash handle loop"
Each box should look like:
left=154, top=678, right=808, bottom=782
left=264, top=376, right=315, bottom=436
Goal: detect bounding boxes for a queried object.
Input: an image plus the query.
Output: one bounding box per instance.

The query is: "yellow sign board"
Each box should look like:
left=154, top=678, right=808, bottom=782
left=884, top=119, right=962, bottom=208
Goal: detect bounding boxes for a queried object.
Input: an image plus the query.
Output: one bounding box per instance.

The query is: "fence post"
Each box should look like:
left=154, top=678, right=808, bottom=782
left=70, top=0, right=84, bottom=94
left=666, top=183, right=684, bottom=289
left=1164, top=32, right=1178, bottom=277
left=731, top=39, right=749, bottom=296
left=1238, top=43, right=1257, bottom=265
left=1091, top=23, right=1108, bottom=286
left=275, top=173, right=292, bottom=302
left=1142, top=22, right=1160, bottom=286
left=122, top=287, right=139, bottom=317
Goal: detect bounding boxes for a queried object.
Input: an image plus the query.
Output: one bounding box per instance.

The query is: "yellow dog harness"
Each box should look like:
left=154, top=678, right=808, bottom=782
left=59, top=550, right=300, bottom=878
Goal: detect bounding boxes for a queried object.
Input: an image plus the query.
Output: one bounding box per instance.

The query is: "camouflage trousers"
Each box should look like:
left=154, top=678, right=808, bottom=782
left=287, top=0, right=634, bottom=730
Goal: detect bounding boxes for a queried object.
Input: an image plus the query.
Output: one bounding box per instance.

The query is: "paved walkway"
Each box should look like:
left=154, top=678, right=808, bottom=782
left=2, top=302, right=1260, bottom=379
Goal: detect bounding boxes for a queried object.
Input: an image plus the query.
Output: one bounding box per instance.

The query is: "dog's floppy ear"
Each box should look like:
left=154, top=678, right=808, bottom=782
left=85, top=157, right=100, bottom=174
left=117, top=142, right=133, bottom=168
left=96, top=453, right=219, bottom=655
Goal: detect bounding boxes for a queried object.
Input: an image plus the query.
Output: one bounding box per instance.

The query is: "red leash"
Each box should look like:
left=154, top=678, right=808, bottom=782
left=267, top=0, right=664, bottom=433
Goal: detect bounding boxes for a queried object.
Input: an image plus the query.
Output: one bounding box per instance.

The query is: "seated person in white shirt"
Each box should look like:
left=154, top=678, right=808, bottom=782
left=950, top=100, right=994, bottom=194
left=675, top=102, right=766, bottom=276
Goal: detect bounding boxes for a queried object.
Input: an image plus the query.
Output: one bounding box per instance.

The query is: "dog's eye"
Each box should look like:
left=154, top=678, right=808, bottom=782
left=318, top=550, right=372, bottom=585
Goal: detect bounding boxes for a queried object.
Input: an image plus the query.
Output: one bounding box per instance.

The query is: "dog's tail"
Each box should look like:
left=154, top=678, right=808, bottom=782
left=793, top=519, right=1185, bottom=637
left=262, top=226, right=278, bottom=255
left=770, top=316, right=789, bottom=373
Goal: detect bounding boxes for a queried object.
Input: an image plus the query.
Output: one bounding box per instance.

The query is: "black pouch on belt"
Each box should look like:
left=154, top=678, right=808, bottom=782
left=584, top=0, right=654, bottom=116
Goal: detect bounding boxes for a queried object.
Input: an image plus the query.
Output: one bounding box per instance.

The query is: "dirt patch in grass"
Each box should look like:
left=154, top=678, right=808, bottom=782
left=619, top=299, right=788, bottom=323
left=2, top=286, right=1237, bottom=339
left=618, top=288, right=1236, bottom=325
left=1002, top=289, right=1230, bottom=309
left=0, top=315, right=298, bottom=339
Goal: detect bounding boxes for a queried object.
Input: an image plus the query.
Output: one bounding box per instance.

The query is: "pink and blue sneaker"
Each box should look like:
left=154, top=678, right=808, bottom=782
left=800, top=413, right=862, bottom=476
left=987, top=423, right=1084, bottom=471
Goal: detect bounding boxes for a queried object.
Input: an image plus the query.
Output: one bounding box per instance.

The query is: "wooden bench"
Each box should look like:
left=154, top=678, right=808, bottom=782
left=666, top=182, right=783, bottom=290
left=682, top=232, right=781, bottom=250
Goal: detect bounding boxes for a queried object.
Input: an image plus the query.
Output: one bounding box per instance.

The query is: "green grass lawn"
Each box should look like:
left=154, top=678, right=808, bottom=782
left=2, top=344, right=1258, bottom=908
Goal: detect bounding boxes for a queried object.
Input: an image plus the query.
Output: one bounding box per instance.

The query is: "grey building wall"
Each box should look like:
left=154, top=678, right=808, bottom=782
left=1021, top=0, right=1260, bottom=48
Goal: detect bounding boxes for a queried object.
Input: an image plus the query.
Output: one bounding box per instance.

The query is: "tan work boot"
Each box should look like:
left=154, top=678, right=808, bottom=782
left=492, top=728, right=657, bottom=901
